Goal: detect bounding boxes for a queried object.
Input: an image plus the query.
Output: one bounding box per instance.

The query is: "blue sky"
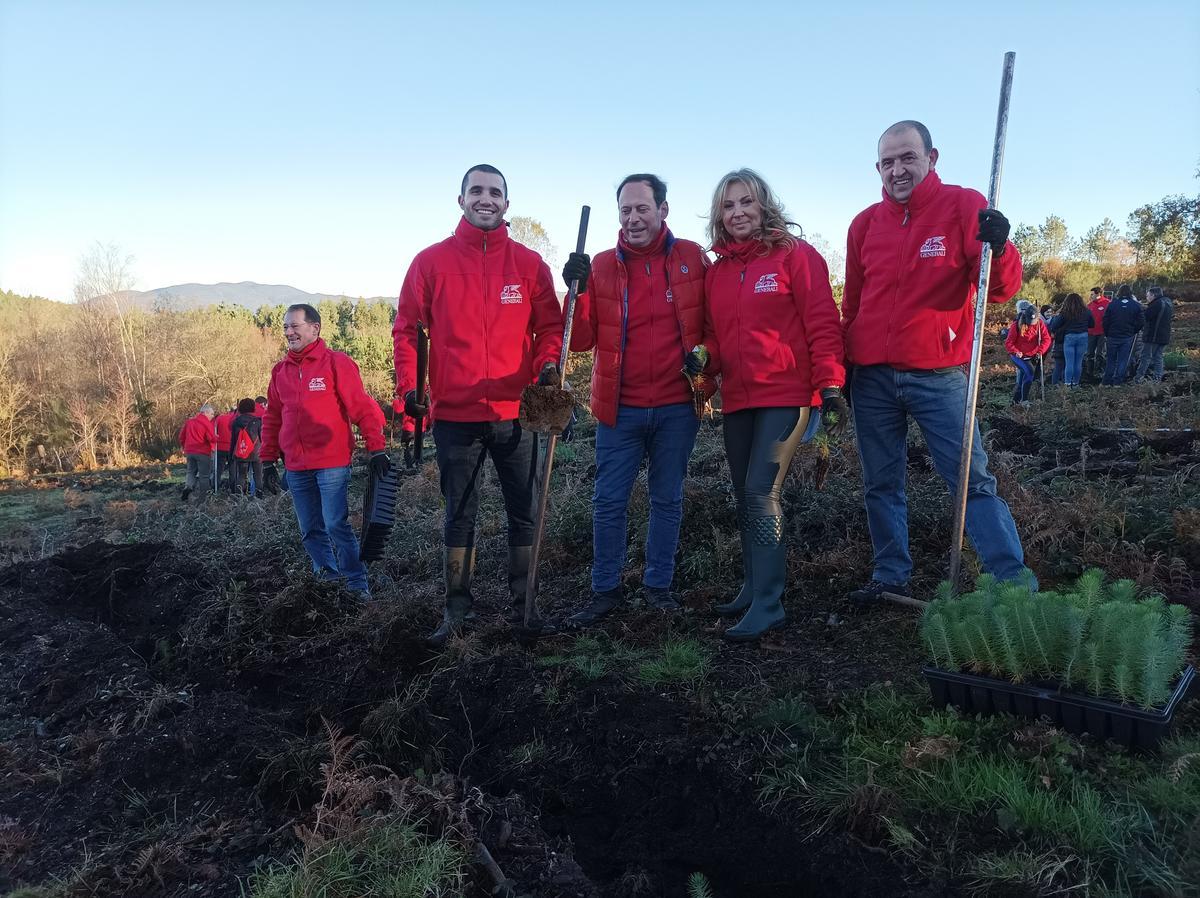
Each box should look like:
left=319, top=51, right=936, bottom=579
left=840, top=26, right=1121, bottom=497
left=2, top=0, right=1197, bottom=302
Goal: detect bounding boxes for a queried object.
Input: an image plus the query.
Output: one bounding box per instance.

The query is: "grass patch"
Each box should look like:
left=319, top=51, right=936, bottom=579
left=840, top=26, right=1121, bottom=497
left=758, top=686, right=1200, bottom=895
left=242, top=819, right=465, bottom=897
left=636, top=638, right=713, bottom=687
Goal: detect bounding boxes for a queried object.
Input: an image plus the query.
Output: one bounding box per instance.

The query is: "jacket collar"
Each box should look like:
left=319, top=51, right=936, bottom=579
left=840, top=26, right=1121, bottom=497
left=711, top=238, right=766, bottom=263
left=454, top=216, right=509, bottom=251
left=616, top=226, right=672, bottom=262
left=881, top=169, right=942, bottom=216
left=287, top=337, right=327, bottom=365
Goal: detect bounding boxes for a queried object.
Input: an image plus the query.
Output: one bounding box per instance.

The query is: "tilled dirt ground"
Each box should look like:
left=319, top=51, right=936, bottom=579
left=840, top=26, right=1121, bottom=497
left=1, top=538, right=945, bottom=897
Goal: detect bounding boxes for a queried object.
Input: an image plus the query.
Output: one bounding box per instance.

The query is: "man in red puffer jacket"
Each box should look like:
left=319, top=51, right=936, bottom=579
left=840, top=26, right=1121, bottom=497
left=556, top=173, right=716, bottom=628
left=178, top=404, right=216, bottom=502
left=261, top=303, right=389, bottom=598
left=842, top=120, right=1034, bottom=606
left=394, top=164, right=563, bottom=646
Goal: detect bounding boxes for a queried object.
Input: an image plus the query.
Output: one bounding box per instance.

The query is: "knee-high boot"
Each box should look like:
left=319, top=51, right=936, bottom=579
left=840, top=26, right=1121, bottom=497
left=723, top=515, right=787, bottom=641
left=714, top=516, right=753, bottom=616
left=427, top=546, right=475, bottom=648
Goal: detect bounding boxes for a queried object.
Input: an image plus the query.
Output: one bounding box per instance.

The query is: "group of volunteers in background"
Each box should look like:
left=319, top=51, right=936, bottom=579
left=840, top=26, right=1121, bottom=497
left=177, top=118, right=1040, bottom=643
left=177, top=396, right=268, bottom=500
left=1005, top=283, right=1176, bottom=399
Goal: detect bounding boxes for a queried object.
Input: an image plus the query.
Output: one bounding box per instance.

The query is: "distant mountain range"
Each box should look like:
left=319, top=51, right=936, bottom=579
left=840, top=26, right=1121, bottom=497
left=128, top=282, right=394, bottom=311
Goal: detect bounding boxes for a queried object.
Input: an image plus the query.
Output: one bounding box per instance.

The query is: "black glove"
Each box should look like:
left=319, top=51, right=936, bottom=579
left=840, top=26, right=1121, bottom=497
left=683, top=346, right=709, bottom=378
left=369, top=451, right=391, bottom=478
left=976, top=209, right=1010, bottom=257
left=820, top=387, right=850, bottom=438
left=403, top=390, right=428, bottom=419
left=537, top=362, right=561, bottom=387
left=562, top=252, right=591, bottom=294
left=261, top=463, right=280, bottom=494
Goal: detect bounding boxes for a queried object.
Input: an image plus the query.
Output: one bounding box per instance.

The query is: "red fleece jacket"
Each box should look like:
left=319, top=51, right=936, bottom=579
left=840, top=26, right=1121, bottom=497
left=1005, top=319, right=1052, bottom=358
left=394, top=217, right=563, bottom=423
left=214, top=411, right=236, bottom=448
left=260, top=338, right=385, bottom=471
left=178, top=414, right=215, bottom=455
left=1087, top=297, right=1110, bottom=336
left=842, top=171, right=1023, bottom=370
left=704, top=237, right=845, bottom=414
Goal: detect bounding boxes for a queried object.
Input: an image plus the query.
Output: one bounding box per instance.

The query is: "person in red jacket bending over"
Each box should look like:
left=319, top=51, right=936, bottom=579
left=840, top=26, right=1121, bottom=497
left=394, top=164, right=563, bottom=647
left=556, top=173, right=716, bottom=628
left=1004, top=300, right=1052, bottom=402
left=178, top=404, right=216, bottom=502
left=261, top=303, right=389, bottom=599
left=842, top=120, right=1033, bottom=606
left=704, top=169, right=848, bottom=641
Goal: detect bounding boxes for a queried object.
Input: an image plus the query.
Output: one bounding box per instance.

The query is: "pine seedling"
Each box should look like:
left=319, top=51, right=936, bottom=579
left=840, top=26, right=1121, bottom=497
left=1110, top=662, right=1136, bottom=705
left=1107, top=579, right=1138, bottom=604
left=1136, top=640, right=1174, bottom=709
left=1074, top=568, right=1105, bottom=613
left=922, top=611, right=960, bottom=671
left=1059, top=608, right=1086, bottom=687
left=992, top=605, right=1026, bottom=682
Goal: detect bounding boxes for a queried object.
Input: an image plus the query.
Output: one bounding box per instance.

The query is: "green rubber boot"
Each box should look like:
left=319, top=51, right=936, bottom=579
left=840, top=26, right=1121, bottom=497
left=714, top=517, right=753, bottom=616
left=723, top=516, right=787, bottom=642
left=427, top=546, right=476, bottom=648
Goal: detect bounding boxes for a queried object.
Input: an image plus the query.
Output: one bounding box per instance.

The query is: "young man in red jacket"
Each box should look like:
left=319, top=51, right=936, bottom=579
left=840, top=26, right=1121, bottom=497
left=556, top=173, right=714, bottom=627
left=261, top=303, right=389, bottom=598
left=394, top=164, right=563, bottom=646
left=178, top=404, right=216, bottom=502
left=843, top=120, right=1033, bottom=604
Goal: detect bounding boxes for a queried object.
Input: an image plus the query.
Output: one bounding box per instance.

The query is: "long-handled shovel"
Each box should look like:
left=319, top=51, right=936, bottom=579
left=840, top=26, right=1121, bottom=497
left=517, top=205, right=590, bottom=635
left=412, top=322, right=429, bottom=469
left=948, top=51, right=1016, bottom=593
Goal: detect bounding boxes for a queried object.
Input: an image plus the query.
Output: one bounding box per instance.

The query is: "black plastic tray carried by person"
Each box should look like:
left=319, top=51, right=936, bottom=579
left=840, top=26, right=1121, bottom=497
left=359, top=463, right=399, bottom=563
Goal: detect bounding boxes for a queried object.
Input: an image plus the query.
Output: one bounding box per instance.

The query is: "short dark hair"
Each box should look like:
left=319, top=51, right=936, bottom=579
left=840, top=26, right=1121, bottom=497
left=1147, top=286, right=1163, bottom=299
left=461, top=164, right=507, bottom=198
left=881, top=120, right=933, bottom=154
left=616, top=173, right=667, bottom=207
left=255, top=395, right=267, bottom=404
left=286, top=303, right=320, bottom=325
left=1117, top=284, right=1133, bottom=298
left=1090, top=286, right=1102, bottom=295
left=237, top=398, right=255, bottom=414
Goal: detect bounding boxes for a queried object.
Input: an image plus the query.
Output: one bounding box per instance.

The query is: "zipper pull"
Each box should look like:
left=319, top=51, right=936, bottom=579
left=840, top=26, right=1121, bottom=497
left=645, top=261, right=651, bottom=276
left=902, top=207, right=910, bottom=226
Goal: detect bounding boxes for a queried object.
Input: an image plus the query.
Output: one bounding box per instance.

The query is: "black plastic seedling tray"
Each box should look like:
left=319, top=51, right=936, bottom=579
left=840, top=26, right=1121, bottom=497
left=923, top=664, right=1195, bottom=750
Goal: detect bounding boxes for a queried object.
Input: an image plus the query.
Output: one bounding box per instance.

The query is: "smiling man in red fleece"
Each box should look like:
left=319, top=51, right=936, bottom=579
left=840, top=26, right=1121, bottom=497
left=394, top=164, right=563, bottom=646
left=261, top=303, right=389, bottom=598
left=557, top=173, right=715, bottom=628
left=842, top=120, right=1034, bottom=604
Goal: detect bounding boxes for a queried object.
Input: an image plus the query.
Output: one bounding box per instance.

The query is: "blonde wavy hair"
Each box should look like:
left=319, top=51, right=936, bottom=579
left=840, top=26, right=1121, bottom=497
left=706, top=168, right=803, bottom=252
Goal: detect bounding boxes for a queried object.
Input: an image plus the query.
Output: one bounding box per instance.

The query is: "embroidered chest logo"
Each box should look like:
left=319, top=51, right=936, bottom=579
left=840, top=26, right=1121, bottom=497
left=753, top=273, right=779, bottom=294
left=308, top=377, right=326, bottom=391
left=499, top=284, right=523, bottom=304
left=919, top=235, right=947, bottom=258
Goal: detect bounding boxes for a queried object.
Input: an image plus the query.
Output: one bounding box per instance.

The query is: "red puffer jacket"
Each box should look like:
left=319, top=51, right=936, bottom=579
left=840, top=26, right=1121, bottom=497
left=704, top=237, right=845, bottom=414
left=1087, top=297, right=1109, bottom=336
left=178, top=414, right=215, bottom=455
left=570, top=228, right=715, bottom=427
left=842, top=171, right=1023, bottom=370
left=394, top=217, right=563, bottom=423
left=260, top=338, right=385, bottom=471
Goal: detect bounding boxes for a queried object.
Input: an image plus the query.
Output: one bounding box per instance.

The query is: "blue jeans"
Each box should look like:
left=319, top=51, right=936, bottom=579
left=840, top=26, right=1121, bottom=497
left=1102, top=335, right=1135, bottom=385
left=592, top=403, right=700, bottom=593
left=1063, top=331, right=1088, bottom=385
left=849, top=364, right=1030, bottom=587
left=1135, top=343, right=1166, bottom=382
left=1010, top=355, right=1036, bottom=402
left=287, top=466, right=369, bottom=593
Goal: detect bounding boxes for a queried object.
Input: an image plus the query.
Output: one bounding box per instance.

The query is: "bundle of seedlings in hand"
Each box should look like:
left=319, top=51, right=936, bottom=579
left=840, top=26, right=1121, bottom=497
left=920, top=570, right=1192, bottom=709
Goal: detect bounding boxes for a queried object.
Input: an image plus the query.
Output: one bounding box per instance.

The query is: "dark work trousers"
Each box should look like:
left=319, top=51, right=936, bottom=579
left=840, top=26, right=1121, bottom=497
left=433, top=419, right=538, bottom=549
left=722, top=407, right=807, bottom=526
left=215, top=450, right=232, bottom=490
left=231, top=454, right=264, bottom=495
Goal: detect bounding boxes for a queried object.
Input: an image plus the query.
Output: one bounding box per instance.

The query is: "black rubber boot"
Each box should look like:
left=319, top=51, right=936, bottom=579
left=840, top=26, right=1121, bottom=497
left=427, top=546, right=475, bottom=648
left=506, top=545, right=532, bottom=624
left=723, top=516, right=787, bottom=642
left=564, top=586, right=623, bottom=629
left=714, top=518, right=753, bottom=615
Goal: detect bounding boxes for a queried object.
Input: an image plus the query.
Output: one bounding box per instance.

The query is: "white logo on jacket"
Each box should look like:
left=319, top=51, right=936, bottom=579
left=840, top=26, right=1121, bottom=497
left=308, top=377, right=326, bottom=391
left=500, top=284, right=523, bottom=304
left=753, top=273, right=779, bottom=293
left=919, top=236, right=947, bottom=258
